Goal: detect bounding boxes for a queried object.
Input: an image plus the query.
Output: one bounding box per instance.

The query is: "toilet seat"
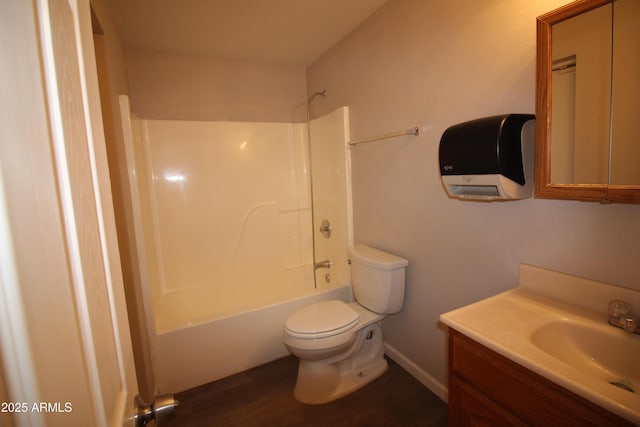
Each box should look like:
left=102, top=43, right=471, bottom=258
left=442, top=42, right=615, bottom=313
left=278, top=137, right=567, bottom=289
left=284, top=300, right=360, bottom=339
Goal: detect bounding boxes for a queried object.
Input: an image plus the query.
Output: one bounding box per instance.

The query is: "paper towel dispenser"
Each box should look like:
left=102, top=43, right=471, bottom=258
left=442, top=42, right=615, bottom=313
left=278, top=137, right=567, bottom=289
left=439, top=114, right=535, bottom=200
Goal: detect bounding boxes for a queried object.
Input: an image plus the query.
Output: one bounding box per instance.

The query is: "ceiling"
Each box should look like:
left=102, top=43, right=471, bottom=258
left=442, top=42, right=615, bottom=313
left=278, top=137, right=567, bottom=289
left=108, top=0, right=389, bottom=67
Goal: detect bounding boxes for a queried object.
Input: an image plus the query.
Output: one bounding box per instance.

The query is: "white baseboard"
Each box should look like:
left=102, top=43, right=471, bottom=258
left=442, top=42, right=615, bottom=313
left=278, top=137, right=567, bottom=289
left=384, top=343, right=448, bottom=403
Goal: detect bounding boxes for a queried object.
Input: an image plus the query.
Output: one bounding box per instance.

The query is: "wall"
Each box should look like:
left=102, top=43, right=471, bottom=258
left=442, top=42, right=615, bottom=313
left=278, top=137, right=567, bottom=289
left=307, top=0, right=640, bottom=396
left=125, top=48, right=308, bottom=122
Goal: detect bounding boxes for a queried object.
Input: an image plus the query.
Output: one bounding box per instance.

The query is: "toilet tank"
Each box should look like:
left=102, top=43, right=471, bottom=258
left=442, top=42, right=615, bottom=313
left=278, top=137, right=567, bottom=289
left=348, top=245, right=408, bottom=314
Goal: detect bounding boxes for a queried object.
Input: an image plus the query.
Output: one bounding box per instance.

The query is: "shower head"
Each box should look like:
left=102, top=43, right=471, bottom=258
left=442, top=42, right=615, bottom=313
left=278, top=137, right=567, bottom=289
left=307, top=90, right=328, bottom=103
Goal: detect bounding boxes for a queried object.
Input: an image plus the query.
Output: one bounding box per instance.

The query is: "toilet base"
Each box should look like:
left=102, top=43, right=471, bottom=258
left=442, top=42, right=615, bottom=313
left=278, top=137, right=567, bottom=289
left=292, top=323, right=387, bottom=404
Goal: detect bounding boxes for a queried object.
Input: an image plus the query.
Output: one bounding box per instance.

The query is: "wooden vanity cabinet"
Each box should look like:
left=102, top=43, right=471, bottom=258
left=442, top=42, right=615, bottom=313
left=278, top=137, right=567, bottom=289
left=447, top=329, right=636, bottom=427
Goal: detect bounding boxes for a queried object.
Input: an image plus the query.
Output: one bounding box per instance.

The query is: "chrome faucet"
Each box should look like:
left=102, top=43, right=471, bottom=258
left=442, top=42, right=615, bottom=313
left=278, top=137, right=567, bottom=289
left=314, top=260, right=332, bottom=270
left=608, top=300, right=640, bottom=334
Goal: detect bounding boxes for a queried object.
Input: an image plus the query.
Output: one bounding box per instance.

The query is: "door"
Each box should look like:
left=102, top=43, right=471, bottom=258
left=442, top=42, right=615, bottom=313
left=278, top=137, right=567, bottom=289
left=0, top=0, right=138, bottom=426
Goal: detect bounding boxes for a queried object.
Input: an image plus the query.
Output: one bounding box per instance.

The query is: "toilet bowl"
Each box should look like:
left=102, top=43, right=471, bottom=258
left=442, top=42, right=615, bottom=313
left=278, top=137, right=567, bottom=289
left=283, top=245, right=408, bottom=404
left=284, top=301, right=387, bottom=404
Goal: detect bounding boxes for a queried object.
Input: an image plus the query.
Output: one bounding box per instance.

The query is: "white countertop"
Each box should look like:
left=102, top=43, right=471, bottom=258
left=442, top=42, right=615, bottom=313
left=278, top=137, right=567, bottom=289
left=440, top=264, right=640, bottom=425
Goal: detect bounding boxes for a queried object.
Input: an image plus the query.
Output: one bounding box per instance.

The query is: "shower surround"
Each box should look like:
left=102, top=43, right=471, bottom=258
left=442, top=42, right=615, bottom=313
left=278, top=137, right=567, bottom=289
left=119, top=96, right=352, bottom=392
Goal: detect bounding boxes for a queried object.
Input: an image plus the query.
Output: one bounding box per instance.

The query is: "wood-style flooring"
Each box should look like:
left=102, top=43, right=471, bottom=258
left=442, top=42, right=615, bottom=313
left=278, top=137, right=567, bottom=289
left=168, top=355, right=448, bottom=426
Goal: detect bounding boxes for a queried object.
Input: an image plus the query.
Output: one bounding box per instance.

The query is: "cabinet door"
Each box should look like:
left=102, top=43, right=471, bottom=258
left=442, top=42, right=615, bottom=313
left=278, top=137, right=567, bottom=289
left=449, top=376, right=528, bottom=427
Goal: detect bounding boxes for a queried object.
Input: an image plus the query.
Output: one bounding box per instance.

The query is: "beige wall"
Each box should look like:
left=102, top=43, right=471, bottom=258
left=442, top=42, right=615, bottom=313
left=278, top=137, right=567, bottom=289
left=307, top=0, right=640, bottom=392
left=90, top=0, right=155, bottom=401
left=125, top=49, right=308, bottom=122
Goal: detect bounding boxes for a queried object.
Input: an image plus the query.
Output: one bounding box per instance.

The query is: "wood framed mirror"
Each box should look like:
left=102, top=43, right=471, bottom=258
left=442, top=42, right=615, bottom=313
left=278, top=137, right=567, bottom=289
left=535, top=0, right=640, bottom=204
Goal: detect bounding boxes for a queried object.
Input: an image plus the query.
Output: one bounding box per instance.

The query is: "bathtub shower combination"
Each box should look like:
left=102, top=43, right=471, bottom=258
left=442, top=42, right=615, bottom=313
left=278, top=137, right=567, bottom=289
left=119, top=95, right=353, bottom=392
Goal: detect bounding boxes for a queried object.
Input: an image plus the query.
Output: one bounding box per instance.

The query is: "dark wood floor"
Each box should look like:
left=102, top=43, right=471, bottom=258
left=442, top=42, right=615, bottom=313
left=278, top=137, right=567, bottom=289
left=168, top=355, right=448, bottom=426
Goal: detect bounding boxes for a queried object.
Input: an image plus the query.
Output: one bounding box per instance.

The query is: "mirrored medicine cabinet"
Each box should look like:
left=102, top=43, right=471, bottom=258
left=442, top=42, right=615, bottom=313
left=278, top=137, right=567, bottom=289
left=535, top=0, right=640, bottom=203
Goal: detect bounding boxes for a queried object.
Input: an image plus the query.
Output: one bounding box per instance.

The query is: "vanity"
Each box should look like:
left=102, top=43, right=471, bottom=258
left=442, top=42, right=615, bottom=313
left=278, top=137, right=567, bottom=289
left=440, top=264, right=640, bottom=426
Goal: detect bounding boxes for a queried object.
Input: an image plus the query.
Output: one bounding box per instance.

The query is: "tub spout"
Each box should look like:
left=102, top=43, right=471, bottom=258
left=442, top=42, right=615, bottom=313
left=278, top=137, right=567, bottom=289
left=314, top=260, right=332, bottom=270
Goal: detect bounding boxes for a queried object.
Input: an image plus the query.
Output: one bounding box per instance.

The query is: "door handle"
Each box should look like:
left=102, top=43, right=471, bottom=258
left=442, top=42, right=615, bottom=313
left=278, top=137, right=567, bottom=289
left=134, top=394, right=178, bottom=426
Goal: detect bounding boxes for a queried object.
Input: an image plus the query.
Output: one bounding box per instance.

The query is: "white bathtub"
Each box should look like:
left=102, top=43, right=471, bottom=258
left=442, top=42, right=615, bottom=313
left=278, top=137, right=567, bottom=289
left=151, top=284, right=352, bottom=393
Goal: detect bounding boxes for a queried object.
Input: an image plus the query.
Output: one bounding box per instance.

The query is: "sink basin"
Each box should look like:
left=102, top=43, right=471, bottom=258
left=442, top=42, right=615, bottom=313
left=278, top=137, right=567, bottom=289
left=531, top=319, right=640, bottom=393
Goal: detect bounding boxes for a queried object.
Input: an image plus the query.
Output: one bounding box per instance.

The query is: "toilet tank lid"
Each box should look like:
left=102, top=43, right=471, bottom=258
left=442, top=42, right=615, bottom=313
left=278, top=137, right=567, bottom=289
left=348, top=245, right=408, bottom=270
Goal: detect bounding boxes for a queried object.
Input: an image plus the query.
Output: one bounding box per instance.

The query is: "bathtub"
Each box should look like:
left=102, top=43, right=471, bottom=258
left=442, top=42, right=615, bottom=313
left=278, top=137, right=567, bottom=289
left=151, top=284, right=352, bottom=393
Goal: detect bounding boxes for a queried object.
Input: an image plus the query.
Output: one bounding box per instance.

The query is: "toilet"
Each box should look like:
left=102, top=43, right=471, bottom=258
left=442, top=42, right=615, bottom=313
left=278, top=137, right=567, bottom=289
left=283, top=245, right=408, bottom=404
